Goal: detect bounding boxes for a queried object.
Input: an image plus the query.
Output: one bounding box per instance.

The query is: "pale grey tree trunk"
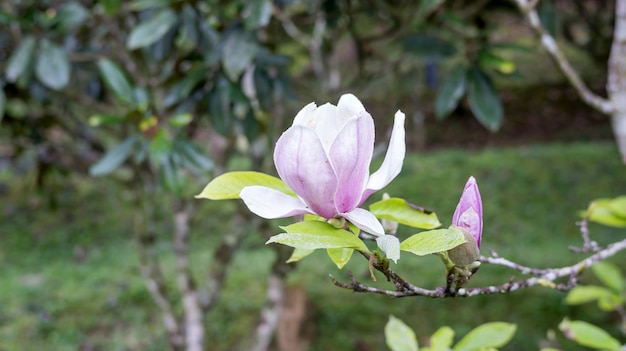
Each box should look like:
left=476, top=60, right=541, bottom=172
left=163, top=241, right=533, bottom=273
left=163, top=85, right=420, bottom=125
left=608, top=0, right=626, bottom=163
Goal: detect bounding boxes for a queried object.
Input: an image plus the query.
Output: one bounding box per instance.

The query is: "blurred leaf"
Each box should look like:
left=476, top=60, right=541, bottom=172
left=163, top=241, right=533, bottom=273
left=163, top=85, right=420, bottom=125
left=268, top=221, right=369, bottom=252
left=430, top=326, right=454, bottom=351
left=163, top=67, right=206, bottom=107
left=479, top=50, right=516, bottom=74
left=208, top=77, right=233, bottom=135
left=419, top=0, right=444, bottom=14
left=88, top=114, right=124, bottom=126
left=467, top=68, right=502, bottom=131
left=0, top=89, right=5, bottom=123
left=89, top=136, right=138, bottom=176
left=168, top=113, right=192, bottom=127
left=370, top=198, right=441, bottom=229
left=149, top=129, right=172, bottom=164
left=55, top=2, right=88, bottom=31
left=99, top=0, right=122, bottom=16
left=402, top=34, right=456, bottom=59
left=400, top=227, right=465, bottom=256
left=35, top=39, right=70, bottom=90
left=585, top=198, right=626, bottom=228
left=254, top=67, right=273, bottom=111
left=565, top=286, right=617, bottom=305
left=97, top=58, right=136, bottom=105
left=242, top=109, right=260, bottom=141
left=196, top=171, right=294, bottom=200
left=127, top=9, right=178, bottom=50
left=244, top=0, right=273, bottom=30
left=385, top=316, right=418, bottom=351
left=222, top=30, right=258, bottom=81
left=174, top=139, right=213, bottom=173
left=160, top=156, right=183, bottom=195
left=287, top=248, right=315, bottom=263
left=326, top=248, right=354, bottom=269
left=376, top=235, right=401, bottom=263
left=435, top=66, right=466, bottom=120
left=538, top=0, right=560, bottom=38
left=129, top=0, right=172, bottom=11
left=558, top=319, right=621, bottom=351
left=592, top=261, right=625, bottom=293
left=609, top=196, right=626, bottom=218
left=6, top=36, right=36, bottom=82
left=453, top=322, right=516, bottom=351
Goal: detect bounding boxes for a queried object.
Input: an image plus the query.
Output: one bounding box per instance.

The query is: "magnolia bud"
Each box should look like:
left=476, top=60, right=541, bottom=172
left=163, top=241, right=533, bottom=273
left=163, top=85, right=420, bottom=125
left=447, top=227, right=480, bottom=266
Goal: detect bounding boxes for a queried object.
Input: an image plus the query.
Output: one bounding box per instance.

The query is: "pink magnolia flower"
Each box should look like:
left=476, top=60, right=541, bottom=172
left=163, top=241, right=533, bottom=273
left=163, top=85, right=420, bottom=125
left=452, top=176, right=483, bottom=247
left=240, top=94, right=406, bottom=235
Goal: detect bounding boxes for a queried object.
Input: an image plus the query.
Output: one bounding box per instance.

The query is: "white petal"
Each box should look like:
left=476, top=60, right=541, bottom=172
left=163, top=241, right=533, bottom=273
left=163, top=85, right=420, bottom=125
left=337, top=93, right=366, bottom=117
left=240, top=186, right=310, bottom=219
left=362, top=110, right=406, bottom=201
left=292, top=102, right=318, bottom=127
left=342, top=207, right=384, bottom=236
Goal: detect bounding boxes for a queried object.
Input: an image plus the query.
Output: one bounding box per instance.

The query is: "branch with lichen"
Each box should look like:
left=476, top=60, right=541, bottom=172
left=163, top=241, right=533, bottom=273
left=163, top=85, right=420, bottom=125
left=331, top=228, right=626, bottom=298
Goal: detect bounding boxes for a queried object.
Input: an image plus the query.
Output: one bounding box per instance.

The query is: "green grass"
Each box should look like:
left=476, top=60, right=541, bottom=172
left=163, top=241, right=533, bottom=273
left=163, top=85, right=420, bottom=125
left=1, top=141, right=625, bottom=350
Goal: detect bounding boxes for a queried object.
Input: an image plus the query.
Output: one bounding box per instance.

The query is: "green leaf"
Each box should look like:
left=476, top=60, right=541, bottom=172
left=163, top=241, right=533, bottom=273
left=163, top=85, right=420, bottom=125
left=402, top=34, right=456, bottom=59
left=327, top=248, right=354, bottom=269
left=88, top=114, right=124, bottom=126
left=168, top=113, right=192, bottom=127
left=287, top=248, right=315, bottom=263
left=163, top=67, right=206, bottom=107
left=6, top=36, right=36, bottom=82
left=196, top=171, right=294, bottom=200
left=376, top=235, right=401, bottom=263
left=608, top=196, right=626, bottom=218
left=174, top=139, right=213, bottom=173
left=586, top=198, right=626, bottom=228
left=453, top=322, right=516, bottom=351
left=435, top=66, right=467, bottom=120
left=592, top=261, right=625, bottom=293
left=559, top=319, right=621, bottom=351
left=35, top=39, right=70, bottom=90
left=430, top=326, right=454, bottom=351
left=385, top=316, right=419, bottom=351
left=55, top=2, right=89, bottom=31
left=129, top=0, right=172, bottom=11
left=127, top=9, right=178, bottom=49
left=222, top=30, right=258, bottom=81
left=479, top=50, right=516, bottom=74
left=467, top=68, right=503, bottom=132
left=401, top=227, right=466, bottom=256
left=89, top=136, right=138, bottom=176
left=97, top=58, right=136, bottom=105
left=268, top=221, right=369, bottom=252
left=149, top=129, right=172, bottom=164
left=244, top=0, right=273, bottom=30
left=370, top=198, right=441, bottom=229
left=565, top=286, right=617, bottom=305
left=538, top=0, right=560, bottom=38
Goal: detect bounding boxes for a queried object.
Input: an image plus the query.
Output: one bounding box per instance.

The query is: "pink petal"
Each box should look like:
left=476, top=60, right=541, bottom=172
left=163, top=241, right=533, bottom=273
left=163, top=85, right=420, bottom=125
left=240, top=186, right=310, bottom=218
left=361, top=110, right=406, bottom=202
left=329, top=111, right=374, bottom=212
left=452, top=176, right=483, bottom=246
left=274, top=125, right=338, bottom=218
left=342, top=207, right=385, bottom=236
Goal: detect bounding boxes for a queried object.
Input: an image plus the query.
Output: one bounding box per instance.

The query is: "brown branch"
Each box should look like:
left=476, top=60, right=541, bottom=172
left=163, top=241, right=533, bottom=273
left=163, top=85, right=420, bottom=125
left=513, top=0, right=615, bottom=115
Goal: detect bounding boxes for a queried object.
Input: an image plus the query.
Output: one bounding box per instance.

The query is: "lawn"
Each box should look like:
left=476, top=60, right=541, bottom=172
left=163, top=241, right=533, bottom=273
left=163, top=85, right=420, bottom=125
left=1, top=141, right=625, bottom=350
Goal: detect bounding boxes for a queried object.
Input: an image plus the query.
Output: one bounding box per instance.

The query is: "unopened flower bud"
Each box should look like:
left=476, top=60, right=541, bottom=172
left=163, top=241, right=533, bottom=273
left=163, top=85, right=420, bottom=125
left=447, top=227, right=480, bottom=266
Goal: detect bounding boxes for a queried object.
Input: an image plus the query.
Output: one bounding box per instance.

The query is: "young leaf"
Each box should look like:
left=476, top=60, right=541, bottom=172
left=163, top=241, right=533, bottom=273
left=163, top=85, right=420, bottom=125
left=385, top=316, right=419, bottom=351
left=6, top=36, right=36, bottom=82
left=327, top=248, right=354, bottom=269
left=400, top=227, right=465, bottom=256
left=376, top=235, right=401, bottom=263
left=453, top=322, right=516, bottom=351
left=127, top=8, right=178, bottom=49
left=287, top=248, right=315, bottom=263
left=435, top=66, right=466, bottom=120
left=558, top=319, right=621, bottom=351
left=89, top=136, right=138, bottom=176
left=467, top=68, right=503, bottom=132
left=196, top=171, right=294, bottom=200
left=267, top=221, right=369, bottom=252
left=565, top=286, right=617, bottom=305
left=430, top=326, right=454, bottom=351
left=370, top=198, right=441, bottom=229
left=592, top=261, right=625, bottom=293
left=97, top=58, right=136, bottom=105
left=608, top=196, right=626, bottom=218
left=585, top=198, right=626, bottom=228
left=35, top=39, right=70, bottom=90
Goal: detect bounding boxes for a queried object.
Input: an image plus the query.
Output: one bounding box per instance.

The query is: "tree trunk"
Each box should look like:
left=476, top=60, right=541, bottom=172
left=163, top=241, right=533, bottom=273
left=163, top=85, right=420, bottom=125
left=608, top=0, right=626, bottom=163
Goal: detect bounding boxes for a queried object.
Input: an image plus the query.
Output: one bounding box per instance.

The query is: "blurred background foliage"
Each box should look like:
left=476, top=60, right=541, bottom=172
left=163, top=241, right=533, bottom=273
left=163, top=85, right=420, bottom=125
left=0, top=0, right=624, bottom=350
